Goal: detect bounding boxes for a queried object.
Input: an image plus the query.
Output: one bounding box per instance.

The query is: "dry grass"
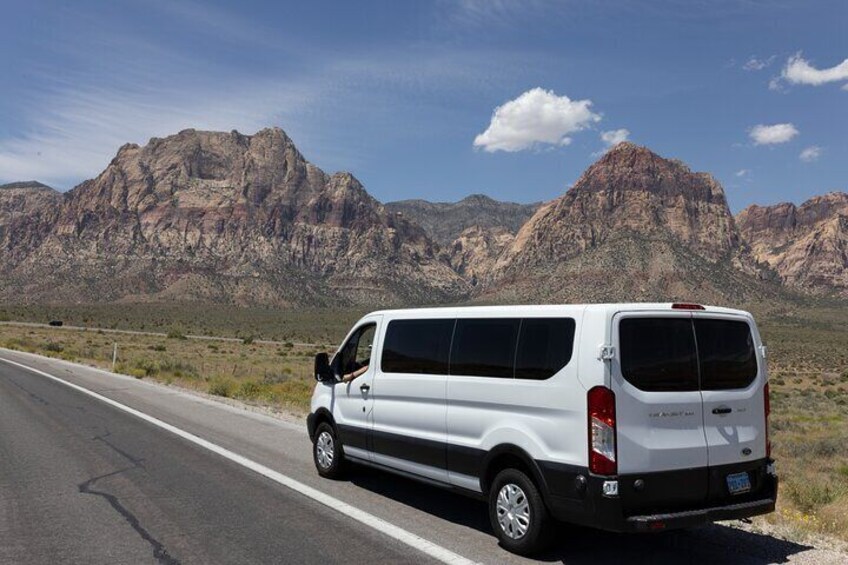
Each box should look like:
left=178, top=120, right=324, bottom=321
left=0, top=325, right=323, bottom=414
left=1, top=303, right=846, bottom=542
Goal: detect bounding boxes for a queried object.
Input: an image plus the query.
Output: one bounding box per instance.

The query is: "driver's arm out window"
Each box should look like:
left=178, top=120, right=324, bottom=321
left=339, top=323, right=376, bottom=374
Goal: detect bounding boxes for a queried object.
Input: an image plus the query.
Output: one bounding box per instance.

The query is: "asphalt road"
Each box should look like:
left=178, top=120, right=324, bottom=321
left=0, top=349, right=845, bottom=565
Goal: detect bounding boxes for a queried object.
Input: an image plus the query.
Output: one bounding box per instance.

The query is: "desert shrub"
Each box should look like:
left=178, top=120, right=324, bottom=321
left=208, top=378, right=235, bottom=398
left=235, top=380, right=264, bottom=399
left=148, top=344, right=167, bottom=352
left=786, top=479, right=844, bottom=514
left=167, top=329, right=187, bottom=340
left=132, top=358, right=159, bottom=377
left=43, top=341, right=64, bottom=353
left=242, top=335, right=255, bottom=345
left=159, top=359, right=198, bottom=378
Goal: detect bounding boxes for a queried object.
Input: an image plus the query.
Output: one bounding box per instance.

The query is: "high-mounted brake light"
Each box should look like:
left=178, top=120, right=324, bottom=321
left=671, top=303, right=705, bottom=310
left=764, top=382, right=771, bottom=458
left=588, top=386, right=617, bottom=475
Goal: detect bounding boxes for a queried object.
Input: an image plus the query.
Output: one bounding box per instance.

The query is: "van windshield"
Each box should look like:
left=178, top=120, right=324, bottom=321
left=619, top=317, right=757, bottom=392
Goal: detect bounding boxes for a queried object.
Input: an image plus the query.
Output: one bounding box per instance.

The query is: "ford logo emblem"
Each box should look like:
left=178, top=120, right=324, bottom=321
left=742, top=447, right=752, bottom=456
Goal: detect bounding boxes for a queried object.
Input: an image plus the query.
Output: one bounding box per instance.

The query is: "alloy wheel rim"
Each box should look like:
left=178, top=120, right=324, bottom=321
left=496, top=483, right=531, bottom=539
left=316, top=431, right=335, bottom=469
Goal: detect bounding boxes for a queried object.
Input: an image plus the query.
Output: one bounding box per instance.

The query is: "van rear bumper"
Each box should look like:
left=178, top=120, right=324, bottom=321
left=623, top=496, right=776, bottom=532
left=542, top=458, right=778, bottom=533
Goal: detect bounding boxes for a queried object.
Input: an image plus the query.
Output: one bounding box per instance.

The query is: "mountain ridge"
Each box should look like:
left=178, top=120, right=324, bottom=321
left=2, top=130, right=844, bottom=306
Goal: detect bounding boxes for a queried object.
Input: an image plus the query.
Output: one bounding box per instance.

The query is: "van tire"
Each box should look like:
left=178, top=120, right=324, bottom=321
left=488, top=468, right=553, bottom=555
left=313, top=422, right=346, bottom=479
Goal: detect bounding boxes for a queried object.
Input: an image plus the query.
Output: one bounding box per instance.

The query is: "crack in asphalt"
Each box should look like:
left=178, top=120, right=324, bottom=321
left=5, top=377, right=50, bottom=406
left=78, top=432, right=179, bottom=565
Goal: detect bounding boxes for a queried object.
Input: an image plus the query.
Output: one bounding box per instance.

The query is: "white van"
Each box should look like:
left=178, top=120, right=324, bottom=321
left=307, top=303, right=777, bottom=555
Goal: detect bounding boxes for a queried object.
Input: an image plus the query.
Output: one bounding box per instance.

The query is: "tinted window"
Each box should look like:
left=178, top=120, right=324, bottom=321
left=381, top=319, right=454, bottom=375
left=451, top=319, right=520, bottom=378
left=515, top=318, right=576, bottom=380
left=620, top=318, right=699, bottom=392
left=695, top=319, right=757, bottom=390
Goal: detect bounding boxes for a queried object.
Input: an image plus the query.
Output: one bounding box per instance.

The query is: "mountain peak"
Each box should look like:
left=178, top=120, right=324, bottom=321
left=0, top=181, right=57, bottom=192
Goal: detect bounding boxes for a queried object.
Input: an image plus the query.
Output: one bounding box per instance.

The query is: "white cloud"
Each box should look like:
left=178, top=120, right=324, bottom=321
left=782, top=53, right=848, bottom=86
left=735, top=169, right=750, bottom=177
left=749, top=123, right=799, bottom=145
left=473, top=88, right=601, bottom=152
left=799, top=146, right=822, bottom=163
left=742, top=55, right=775, bottom=71
left=600, top=129, right=630, bottom=147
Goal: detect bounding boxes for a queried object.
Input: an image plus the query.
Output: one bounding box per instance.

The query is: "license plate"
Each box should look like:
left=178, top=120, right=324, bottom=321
left=726, top=472, right=751, bottom=495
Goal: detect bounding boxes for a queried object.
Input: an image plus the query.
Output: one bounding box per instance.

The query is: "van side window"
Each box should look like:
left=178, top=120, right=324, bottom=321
left=515, top=318, right=576, bottom=380
left=695, top=319, right=757, bottom=390
left=381, top=319, right=454, bottom=375
left=620, top=318, right=699, bottom=392
left=338, top=323, right=376, bottom=375
left=450, top=319, right=520, bottom=378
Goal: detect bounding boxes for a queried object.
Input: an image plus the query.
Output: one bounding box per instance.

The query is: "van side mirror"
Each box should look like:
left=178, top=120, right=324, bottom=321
left=314, top=353, right=333, bottom=382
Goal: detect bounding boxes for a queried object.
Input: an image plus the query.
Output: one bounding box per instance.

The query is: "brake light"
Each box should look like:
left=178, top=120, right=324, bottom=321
left=671, top=303, right=705, bottom=310
left=588, top=386, right=617, bottom=475
left=764, top=382, right=771, bottom=458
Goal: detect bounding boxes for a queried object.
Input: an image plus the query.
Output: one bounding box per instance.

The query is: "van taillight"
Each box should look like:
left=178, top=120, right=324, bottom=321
left=588, top=386, right=617, bottom=475
left=764, top=382, right=771, bottom=458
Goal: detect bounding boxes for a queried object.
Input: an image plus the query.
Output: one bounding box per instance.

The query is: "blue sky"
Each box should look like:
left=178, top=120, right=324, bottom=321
left=0, top=0, right=845, bottom=212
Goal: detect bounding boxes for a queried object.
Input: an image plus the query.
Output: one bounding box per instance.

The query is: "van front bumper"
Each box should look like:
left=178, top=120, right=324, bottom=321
left=542, top=458, right=778, bottom=533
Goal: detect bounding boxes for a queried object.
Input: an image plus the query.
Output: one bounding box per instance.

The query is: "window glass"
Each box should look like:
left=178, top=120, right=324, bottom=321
left=338, top=323, right=376, bottom=374
left=515, top=318, right=576, bottom=380
left=695, top=319, right=757, bottom=390
left=619, top=318, right=699, bottom=392
left=381, top=319, right=454, bottom=375
left=450, top=319, right=520, bottom=378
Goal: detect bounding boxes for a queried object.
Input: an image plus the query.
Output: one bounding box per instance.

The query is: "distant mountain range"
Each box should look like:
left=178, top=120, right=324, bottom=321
left=1, top=128, right=845, bottom=306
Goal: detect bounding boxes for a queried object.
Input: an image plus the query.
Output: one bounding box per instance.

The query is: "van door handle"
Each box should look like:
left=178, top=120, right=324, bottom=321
left=712, top=407, right=732, bottom=415
left=359, top=383, right=370, bottom=393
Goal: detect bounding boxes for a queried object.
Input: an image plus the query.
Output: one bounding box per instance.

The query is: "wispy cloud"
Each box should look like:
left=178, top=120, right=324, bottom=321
left=600, top=128, right=630, bottom=147
left=799, top=145, right=822, bottom=162
left=742, top=55, right=775, bottom=71
left=591, top=128, right=630, bottom=156
left=439, top=0, right=554, bottom=28
left=735, top=168, right=750, bottom=177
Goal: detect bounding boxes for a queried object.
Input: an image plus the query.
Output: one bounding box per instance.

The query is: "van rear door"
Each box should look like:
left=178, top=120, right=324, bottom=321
left=693, top=313, right=766, bottom=467
left=612, top=312, right=709, bottom=508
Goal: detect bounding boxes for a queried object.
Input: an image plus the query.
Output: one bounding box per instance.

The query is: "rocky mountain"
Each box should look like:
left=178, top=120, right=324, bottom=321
left=2, top=132, right=843, bottom=307
left=0, top=181, right=64, bottom=262
left=0, top=128, right=468, bottom=306
left=480, top=142, right=779, bottom=303
left=448, top=225, right=515, bottom=284
left=0, top=181, right=61, bottom=225
left=385, top=194, right=539, bottom=247
left=737, top=192, right=848, bottom=297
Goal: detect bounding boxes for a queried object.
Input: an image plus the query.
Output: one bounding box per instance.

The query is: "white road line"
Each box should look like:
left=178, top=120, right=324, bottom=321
left=0, top=356, right=477, bottom=565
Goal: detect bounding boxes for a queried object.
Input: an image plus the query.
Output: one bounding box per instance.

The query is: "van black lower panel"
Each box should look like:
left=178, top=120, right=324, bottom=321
left=545, top=458, right=778, bottom=533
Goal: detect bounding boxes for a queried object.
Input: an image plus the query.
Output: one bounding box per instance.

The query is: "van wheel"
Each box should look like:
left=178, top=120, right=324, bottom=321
left=313, top=422, right=345, bottom=479
left=489, top=468, right=552, bottom=555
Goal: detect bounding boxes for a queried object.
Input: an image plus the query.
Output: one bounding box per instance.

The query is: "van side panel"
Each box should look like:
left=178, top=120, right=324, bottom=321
left=446, top=311, right=587, bottom=492
left=370, top=315, right=450, bottom=483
